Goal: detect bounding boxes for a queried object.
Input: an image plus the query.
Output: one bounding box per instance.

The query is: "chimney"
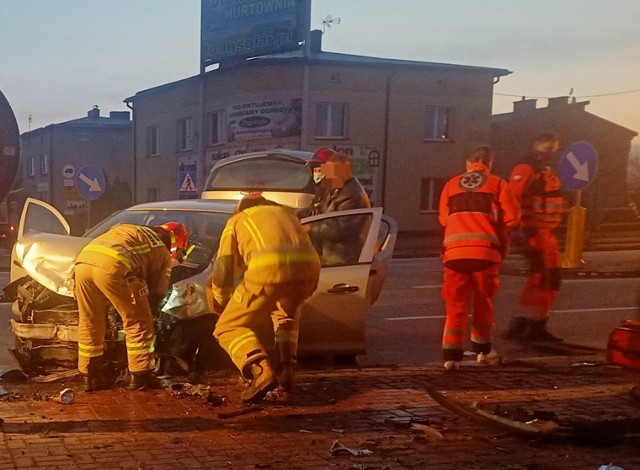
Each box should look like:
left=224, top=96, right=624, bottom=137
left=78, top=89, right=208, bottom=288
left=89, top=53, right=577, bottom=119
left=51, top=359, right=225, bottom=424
left=310, top=29, right=322, bottom=54
left=109, top=111, right=131, bottom=121
left=513, top=98, right=537, bottom=114
left=547, top=96, right=570, bottom=108
left=87, top=105, right=100, bottom=118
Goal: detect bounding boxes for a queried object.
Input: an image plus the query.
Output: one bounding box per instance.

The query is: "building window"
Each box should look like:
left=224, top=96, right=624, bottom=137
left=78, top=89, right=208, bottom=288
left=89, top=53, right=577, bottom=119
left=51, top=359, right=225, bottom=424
left=147, top=126, right=159, bottom=156
left=424, top=106, right=451, bottom=141
left=177, top=117, right=193, bottom=151
left=147, top=187, right=159, bottom=202
left=315, top=102, right=347, bottom=138
left=420, top=177, right=445, bottom=212
left=76, top=132, right=91, bottom=141
left=28, top=157, right=35, bottom=177
left=40, top=154, right=49, bottom=175
left=207, top=111, right=226, bottom=145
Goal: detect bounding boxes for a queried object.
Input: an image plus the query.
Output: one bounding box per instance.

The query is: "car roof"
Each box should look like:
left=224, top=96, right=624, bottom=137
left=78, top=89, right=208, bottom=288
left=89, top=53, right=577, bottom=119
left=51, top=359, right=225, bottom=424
left=211, top=149, right=313, bottom=169
left=126, top=198, right=237, bottom=213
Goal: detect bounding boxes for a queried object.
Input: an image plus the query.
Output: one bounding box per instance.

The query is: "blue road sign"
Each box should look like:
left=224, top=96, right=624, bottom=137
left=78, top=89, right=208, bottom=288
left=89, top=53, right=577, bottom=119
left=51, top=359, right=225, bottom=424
left=558, top=141, right=598, bottom=191
left=76, top=165, right=105, bottom=201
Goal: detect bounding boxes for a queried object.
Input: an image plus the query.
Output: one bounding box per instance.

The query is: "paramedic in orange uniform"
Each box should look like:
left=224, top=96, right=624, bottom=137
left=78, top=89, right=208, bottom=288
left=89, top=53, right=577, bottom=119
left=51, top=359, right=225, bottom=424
left=505, top=132, right=566, bottom=343
left=439, top=146, right=520, bottom=370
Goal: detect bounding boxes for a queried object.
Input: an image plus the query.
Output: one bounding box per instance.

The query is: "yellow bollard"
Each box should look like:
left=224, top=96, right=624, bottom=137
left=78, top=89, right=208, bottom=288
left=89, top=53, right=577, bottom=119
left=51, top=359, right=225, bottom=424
left=562, top=204, right=586, bottom=268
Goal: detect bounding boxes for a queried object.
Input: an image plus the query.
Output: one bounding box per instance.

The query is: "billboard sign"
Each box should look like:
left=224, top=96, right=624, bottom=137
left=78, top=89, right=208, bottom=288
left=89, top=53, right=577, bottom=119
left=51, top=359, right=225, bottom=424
left=227, top=98, right=302, bottom=141
left=201, top=0, right=310, bottom=67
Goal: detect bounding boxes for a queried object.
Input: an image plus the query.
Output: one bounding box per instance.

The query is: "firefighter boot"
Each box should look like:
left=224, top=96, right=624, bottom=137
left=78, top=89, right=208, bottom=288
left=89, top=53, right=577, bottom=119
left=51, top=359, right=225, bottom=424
left=128, top=370, right=163, bottom=391
left=81, top=356, right=108, bottom=392
left=502, top=316, right=528, bottom=341
left=240, top=359, right=277, bottom=403
left=526, top=319, right=563, bottom=343
left=276, top=341, right=296, bottom=392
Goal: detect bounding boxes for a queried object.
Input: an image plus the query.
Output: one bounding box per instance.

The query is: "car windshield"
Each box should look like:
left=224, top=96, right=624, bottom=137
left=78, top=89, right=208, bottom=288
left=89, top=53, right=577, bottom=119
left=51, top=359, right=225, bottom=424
left=85, top=209, right=231, bottom=249
left=205, top=157, right=314, bottom=192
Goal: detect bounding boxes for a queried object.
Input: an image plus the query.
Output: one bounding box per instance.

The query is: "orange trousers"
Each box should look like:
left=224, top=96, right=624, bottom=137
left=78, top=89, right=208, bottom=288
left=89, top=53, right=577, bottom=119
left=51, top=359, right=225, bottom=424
left=441, top=264, right=500, bottom=358
left=75, top=263, right=155, bottom=375
left=520, top=228, right=562, bottom=319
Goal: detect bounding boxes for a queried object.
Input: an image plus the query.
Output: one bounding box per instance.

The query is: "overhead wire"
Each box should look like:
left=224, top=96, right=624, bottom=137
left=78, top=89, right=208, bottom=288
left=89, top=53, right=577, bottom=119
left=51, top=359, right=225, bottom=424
left=495, top=89, right=640, bottom=99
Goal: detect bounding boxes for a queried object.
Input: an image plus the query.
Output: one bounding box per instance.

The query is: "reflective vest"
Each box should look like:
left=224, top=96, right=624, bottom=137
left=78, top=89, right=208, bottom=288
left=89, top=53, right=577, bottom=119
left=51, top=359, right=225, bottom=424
left=75, top=223, right=172, bottom=295
left=212, top=204, right=321, bottom=307
left=439, top=163, right=520, bottom=264
left=509, top=158, right=565, bottom=229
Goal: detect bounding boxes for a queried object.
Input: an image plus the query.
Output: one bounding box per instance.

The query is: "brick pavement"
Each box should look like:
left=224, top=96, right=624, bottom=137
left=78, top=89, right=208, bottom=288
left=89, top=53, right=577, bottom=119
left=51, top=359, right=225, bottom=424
left=1, top=354, right=639, bottom=469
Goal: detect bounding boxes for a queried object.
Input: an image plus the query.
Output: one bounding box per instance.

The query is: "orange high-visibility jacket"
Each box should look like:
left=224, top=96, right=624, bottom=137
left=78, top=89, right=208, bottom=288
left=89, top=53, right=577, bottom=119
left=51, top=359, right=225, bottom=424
left=439, top=163, right=520, bottom=264
left=75, top=223, right=172, bottom=296
left=211, top=204, right=321, bottom=308
left=508, top=157, right=565, bottom=230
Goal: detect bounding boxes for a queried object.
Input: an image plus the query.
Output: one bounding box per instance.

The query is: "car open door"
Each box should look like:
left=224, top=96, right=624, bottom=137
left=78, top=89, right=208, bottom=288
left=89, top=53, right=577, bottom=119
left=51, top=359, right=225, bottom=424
left=366, top=214, right=398, bottom=305
left=298, top=207, right=392, bottom=356
left=16, top=197, right=71, bottom=238
left=10, top=197, right=87, bottom=294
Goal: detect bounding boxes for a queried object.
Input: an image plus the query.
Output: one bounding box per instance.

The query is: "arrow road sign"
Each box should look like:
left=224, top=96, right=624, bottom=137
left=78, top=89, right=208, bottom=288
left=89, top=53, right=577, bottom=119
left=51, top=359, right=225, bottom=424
left=558, top=141, right=598, bottom=191
left=76, top=165, right=105, bottom=200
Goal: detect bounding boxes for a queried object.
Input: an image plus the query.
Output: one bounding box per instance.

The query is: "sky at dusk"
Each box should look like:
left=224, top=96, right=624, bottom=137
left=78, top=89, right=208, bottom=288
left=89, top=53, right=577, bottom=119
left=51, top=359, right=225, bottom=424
left=1, top=0, right=639, bottom=143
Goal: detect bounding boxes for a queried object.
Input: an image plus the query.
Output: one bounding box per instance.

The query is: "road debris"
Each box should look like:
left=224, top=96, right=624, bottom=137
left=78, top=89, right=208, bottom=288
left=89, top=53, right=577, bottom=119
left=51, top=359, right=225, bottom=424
left=169, top=383, right=225, bottom=405
left=329, top=440, right=372, bottom=457
left=410, top=423, right=444, bottom=440
left=58, top=388, right=75, bottom=404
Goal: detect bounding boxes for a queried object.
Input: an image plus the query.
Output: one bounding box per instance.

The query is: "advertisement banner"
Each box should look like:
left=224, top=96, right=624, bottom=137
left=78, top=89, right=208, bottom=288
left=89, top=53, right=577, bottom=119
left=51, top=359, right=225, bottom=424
left=201, top=0, right=310, bottom=67
left=227, top=99, right=302, bottom=141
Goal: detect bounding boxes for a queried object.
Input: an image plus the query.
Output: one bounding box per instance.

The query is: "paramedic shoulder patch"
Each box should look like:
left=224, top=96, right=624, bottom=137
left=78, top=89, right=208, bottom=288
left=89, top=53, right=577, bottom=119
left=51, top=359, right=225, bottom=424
left=459, top=171, right=486, bottom=191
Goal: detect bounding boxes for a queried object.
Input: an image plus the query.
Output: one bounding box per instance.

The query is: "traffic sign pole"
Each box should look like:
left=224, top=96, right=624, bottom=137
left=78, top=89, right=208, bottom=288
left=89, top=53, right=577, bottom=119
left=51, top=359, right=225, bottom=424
left=562, top=191, right=586, bottom=268
left=558, top=142, right=598, bottom=269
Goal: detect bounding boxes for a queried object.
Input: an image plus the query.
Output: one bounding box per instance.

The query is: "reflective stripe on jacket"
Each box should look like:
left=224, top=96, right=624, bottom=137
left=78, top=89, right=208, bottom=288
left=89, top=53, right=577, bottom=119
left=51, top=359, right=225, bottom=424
left=211, top=204, right=321, bottom=307
left=509, top=160, right=565, bottom=229
left=439, top=163, right=520, bottom=264
left=75, top=223, right=172, bottom=295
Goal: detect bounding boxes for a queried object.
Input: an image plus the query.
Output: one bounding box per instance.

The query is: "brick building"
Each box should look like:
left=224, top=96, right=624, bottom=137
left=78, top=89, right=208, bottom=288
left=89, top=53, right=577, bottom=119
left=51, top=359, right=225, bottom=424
left=125, top=31, right=510, bottom=233
left=491, top=97, right=638, bottom=228
left=8, top=106, right=133, bottom=234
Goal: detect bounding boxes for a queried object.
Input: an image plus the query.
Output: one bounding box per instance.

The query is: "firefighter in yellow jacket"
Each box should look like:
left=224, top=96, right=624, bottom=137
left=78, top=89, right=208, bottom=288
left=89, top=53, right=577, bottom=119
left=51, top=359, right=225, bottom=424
left=75, top=222, right=189, bottom=391
left=210, top=193, right=320, bottom=403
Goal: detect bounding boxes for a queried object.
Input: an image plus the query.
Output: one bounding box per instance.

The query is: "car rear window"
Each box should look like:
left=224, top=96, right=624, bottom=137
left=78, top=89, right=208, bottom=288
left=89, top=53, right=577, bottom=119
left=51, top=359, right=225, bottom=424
left=206, top=158, right=313, bottom=192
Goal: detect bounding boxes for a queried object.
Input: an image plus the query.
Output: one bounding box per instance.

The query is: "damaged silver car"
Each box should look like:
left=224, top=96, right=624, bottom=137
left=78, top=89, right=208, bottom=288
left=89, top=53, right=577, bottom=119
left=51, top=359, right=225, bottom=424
left=4, top=195, right=396, bottom=377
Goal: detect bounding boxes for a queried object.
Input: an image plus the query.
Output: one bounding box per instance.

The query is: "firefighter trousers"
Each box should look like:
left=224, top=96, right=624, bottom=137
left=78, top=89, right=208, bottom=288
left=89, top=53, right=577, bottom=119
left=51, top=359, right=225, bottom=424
left=441, top=264, right=500, bottom=359
left=214, top=278, right=317, bottom=379
left=75, top=263, right=156, bottom=375
left=520, top=228, right=562, bottom=319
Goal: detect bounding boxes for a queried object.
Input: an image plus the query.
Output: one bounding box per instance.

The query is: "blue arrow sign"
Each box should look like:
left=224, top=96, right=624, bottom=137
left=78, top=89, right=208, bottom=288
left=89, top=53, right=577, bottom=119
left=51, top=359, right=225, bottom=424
left=76, top=165, right=105, bottom=201
left=558, top=141, right=598, bottom=191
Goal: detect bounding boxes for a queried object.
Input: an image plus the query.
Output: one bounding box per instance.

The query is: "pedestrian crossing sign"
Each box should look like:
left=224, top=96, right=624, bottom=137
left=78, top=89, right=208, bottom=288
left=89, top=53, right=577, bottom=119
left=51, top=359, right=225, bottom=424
left=179, top=172, right=197, bottom=193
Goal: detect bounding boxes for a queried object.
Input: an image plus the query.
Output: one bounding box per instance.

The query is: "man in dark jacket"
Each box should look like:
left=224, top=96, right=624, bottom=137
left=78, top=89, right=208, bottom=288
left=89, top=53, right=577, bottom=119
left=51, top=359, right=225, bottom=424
left=305, top=149, right=371, bottom=265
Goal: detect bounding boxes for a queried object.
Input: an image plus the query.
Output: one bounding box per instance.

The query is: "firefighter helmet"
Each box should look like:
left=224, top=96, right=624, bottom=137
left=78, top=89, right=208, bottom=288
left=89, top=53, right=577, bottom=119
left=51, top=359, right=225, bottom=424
left=159, top=222, right=189, bottom=260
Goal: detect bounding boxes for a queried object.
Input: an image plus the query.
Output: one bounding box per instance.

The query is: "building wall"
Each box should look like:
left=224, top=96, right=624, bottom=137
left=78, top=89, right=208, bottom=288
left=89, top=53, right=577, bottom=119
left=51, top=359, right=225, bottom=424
left=491, top=98, right=637, bottom=227
left=132, top=60, right=498, bottom=232
left=16, top=110, right=133, bottom=234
